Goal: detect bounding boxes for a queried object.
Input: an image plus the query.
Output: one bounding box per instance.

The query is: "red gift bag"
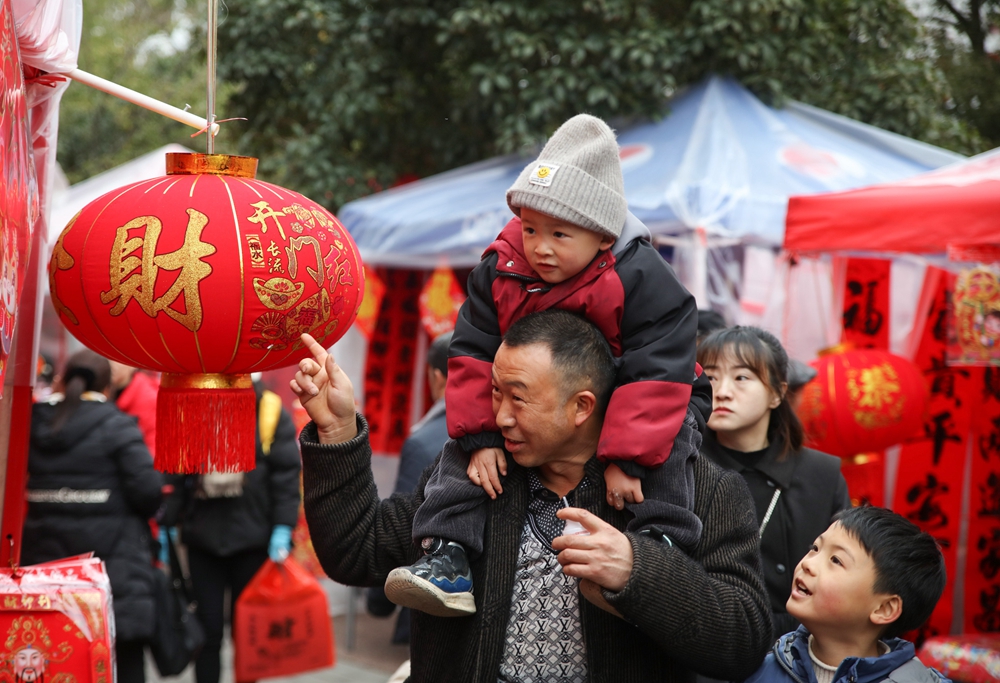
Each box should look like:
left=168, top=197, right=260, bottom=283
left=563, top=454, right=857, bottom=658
left=234, top=558, right=335, bottom=681
left=0, top=556, right=115, bottom=683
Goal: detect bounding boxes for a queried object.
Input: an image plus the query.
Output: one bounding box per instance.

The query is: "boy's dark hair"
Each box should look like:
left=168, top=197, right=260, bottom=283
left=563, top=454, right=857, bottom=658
left=834, top=506, right=946, bottom=639
left=697, top=325, right=804, bottom=459
left=503, top=310, right=616, bottom=413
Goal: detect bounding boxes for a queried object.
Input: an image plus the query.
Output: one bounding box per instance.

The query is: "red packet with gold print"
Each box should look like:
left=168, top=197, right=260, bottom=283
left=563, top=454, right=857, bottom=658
left=0, top=556, right=115, bottom=683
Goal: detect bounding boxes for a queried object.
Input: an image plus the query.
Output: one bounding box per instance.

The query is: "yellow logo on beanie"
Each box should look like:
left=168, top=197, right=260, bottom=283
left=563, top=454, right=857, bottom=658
left=528, top=163, right=560, bottom=187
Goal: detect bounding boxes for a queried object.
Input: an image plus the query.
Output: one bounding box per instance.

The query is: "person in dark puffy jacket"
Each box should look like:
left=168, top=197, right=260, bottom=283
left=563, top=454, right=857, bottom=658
left=23, top=349, right=163, bottom=683
left=161, top=383, right=301, bottom=683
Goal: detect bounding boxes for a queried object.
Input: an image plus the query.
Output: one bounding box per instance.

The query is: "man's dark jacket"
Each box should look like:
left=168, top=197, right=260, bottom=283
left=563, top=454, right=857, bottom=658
left=302, top=416, right=772, bottom=683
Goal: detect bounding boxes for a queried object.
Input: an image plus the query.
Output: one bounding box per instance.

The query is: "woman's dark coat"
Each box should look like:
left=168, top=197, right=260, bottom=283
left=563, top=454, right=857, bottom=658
left=23, top=400, right=163, bottom=642
left=702, top=431, right=851, bottom=637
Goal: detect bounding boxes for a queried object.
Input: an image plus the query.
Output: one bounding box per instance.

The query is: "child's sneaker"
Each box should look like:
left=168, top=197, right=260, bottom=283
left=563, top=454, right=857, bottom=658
left=384, top=538, right=476, bottom=617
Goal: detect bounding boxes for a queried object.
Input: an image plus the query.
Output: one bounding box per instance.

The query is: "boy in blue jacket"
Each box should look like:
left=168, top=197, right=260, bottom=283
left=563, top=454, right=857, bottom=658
left=743, top=506, right=950, bottom=683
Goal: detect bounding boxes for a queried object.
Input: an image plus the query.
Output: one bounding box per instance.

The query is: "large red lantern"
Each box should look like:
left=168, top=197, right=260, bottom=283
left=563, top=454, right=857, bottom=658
left=797, top=348, right=929, bottom=457
left=48, top=154, right=364, bottom=473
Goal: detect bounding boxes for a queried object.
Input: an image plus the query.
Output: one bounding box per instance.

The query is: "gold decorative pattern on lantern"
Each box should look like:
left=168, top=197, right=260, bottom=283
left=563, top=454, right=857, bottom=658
left=166, top=152, right=258, bottom=178
left=253, top=277, right=304, bottom=311
left=161, top=373, right=252, bottom=390
left=49, top=225, right=78, bottom=325
left=100, top=209, right=216, bottom=332
left=846, top=362, right=905, bottom=429
left=284, top=289, right=332, bottom=339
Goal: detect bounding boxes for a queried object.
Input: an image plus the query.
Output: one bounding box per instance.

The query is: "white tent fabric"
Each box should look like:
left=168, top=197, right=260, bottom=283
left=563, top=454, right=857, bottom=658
left=49, top=143, right=195, bottom=242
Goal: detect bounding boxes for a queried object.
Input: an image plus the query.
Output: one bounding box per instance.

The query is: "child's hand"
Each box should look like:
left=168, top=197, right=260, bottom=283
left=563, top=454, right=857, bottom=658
left=467, top=447, right=507, bottom=499
left=603, top=463, right=644, bottom=511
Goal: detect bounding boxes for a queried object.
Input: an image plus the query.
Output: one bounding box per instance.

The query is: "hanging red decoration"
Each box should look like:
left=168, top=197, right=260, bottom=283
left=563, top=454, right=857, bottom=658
left=797, top=348, right=929, bottom=457
left=354, top=264, right=385, bottom=340
left=48, top=153, right=364, bottom=473
left=419, top=266, right=465, bottom=338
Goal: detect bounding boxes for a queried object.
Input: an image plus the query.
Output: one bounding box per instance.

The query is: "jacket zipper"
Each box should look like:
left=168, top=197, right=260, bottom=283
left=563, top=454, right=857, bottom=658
left=498, top=270, right=551, bottom=293
left=775, top=640, right=809, bottom=683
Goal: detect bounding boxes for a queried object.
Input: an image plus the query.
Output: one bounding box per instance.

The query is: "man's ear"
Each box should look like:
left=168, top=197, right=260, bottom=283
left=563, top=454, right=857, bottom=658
left=572, top=390, right=597, bottom=427
left=870, top=594, right=902, bottom=629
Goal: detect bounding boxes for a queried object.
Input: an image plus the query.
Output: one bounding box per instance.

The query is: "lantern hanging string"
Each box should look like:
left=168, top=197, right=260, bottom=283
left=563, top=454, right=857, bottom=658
left=206, top=0, right=219, bottom=154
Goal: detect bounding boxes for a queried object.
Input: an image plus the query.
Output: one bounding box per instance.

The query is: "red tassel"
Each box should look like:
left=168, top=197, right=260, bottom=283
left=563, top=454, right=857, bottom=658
left=155, top=373, right=257, bottom=473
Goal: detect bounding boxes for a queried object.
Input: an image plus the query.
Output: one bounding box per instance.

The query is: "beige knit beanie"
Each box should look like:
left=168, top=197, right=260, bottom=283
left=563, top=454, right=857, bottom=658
left=506, top=114, right=627, bottom=239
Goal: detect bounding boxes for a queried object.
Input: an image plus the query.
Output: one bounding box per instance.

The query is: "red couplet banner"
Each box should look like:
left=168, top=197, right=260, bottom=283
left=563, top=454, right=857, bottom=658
left=841, top=257, right=892, bottom=350
left=363, top=268, right=422, bottom=454
left=965, top=367, right=1000, bottom=632
left=838, top=258, right=892, bottom=506
left=893, top=267, right=979, bottom=639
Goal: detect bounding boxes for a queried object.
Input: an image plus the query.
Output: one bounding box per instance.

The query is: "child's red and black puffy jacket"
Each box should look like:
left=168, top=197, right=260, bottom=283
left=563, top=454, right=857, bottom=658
left=446, top=216, right=698, bottom=471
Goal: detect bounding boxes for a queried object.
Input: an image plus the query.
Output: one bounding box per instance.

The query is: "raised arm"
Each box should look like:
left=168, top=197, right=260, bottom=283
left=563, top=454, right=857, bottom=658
left=293, top=333, right=425, bottom=584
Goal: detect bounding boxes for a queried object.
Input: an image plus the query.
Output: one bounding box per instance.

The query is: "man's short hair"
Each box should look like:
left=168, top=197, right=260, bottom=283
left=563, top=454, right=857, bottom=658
left=427, top=332, right=452, bottom=376
left=502, top=310, right=616, bottom=411
left=834, top=506, right=946, bottom=638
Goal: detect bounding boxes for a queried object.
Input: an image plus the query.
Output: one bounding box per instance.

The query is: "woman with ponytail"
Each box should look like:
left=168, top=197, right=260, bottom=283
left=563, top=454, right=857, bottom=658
left=697, top=326, right=850, bottom=639
left=23, top=350, right=162, bottom=683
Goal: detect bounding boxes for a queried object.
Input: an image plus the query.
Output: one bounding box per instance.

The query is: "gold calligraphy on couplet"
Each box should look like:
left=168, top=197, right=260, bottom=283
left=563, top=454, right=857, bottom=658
left=100, top=209, right=216, bottom=332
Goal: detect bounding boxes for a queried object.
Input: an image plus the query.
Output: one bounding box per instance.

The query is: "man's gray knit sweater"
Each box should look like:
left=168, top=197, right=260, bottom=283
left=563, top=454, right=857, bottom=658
left=301, top=416, right=771, bottom=683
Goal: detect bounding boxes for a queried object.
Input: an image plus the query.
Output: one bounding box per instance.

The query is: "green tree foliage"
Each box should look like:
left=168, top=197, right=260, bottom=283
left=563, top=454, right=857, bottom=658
left=212, top=0, right=978, bottom=208
left=57, top=0, right=218, bottom=184
left=923, top=0, right=1000, bottom=148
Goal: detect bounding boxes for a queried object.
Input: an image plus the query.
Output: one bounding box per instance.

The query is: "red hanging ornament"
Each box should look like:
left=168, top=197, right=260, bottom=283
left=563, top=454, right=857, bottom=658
left=797, top=347, right=929, bottom=457
left=354, top=264, right=385, bottom=340
left=48, top=153, right=364, bottom=473
left=418, top=266, right=465, bottom=338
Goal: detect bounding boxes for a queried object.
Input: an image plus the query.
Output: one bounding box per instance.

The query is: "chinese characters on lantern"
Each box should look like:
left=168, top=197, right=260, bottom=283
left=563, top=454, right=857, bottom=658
left=100, top=210, right=216, bottom=332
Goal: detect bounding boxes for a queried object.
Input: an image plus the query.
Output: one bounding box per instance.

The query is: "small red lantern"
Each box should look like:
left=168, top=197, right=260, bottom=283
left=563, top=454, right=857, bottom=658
left=48, top=154, right=364, bottom=473
left=797, top=348, right=929, bottom=457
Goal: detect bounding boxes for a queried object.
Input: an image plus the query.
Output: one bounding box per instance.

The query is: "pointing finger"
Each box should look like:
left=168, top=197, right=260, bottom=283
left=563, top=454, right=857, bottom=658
left=301, top=333, right=329, bottom=365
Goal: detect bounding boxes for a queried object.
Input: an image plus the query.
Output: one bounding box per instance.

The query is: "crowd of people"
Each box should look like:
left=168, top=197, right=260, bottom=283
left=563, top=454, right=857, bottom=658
left=25, top=353, right=301, bottom=683
left=24, top=110, right=951, bottom=683
left=291, top=114, right=950, bottom=683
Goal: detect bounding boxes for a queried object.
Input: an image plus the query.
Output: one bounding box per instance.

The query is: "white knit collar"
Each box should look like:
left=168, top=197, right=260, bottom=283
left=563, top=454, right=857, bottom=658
left=807, top=634, right=889, bottom=671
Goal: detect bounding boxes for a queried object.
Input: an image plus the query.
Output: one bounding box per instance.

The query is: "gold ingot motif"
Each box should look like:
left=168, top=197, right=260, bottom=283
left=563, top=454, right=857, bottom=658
left=253, top=277, right=305, bottom=311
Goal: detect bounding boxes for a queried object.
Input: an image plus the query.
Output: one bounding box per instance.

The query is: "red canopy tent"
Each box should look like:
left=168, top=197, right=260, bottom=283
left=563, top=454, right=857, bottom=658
left=784, top=148, right=1000, bottom=254
left=780, top=147, right=1000, bottom=639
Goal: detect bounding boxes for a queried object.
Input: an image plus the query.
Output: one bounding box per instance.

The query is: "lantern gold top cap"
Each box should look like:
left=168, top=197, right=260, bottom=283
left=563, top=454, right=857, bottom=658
left=166, top=153, right=258, bottom=179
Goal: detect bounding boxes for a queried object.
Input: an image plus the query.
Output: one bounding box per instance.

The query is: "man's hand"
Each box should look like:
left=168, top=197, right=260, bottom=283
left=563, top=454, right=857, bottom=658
left=603, top=462, right=644, bottom=510
left=290, top=333, right=357, bottom=445
left=552, top=507, right=633, bottom=592
left=467, top=447, right=507, bottom=499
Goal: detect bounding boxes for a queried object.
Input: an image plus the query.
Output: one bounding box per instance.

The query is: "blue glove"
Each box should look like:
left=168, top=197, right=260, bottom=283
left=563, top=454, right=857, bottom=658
left=158, top=528, right=169, bottom=566
left=268, top=525, right=293, bottom=563
left=158, top=527, right=178, bottom=566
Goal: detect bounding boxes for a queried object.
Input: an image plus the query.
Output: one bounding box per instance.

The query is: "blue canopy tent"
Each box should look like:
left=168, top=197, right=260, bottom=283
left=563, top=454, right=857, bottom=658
left=339, top=75, right=962, bottom=281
